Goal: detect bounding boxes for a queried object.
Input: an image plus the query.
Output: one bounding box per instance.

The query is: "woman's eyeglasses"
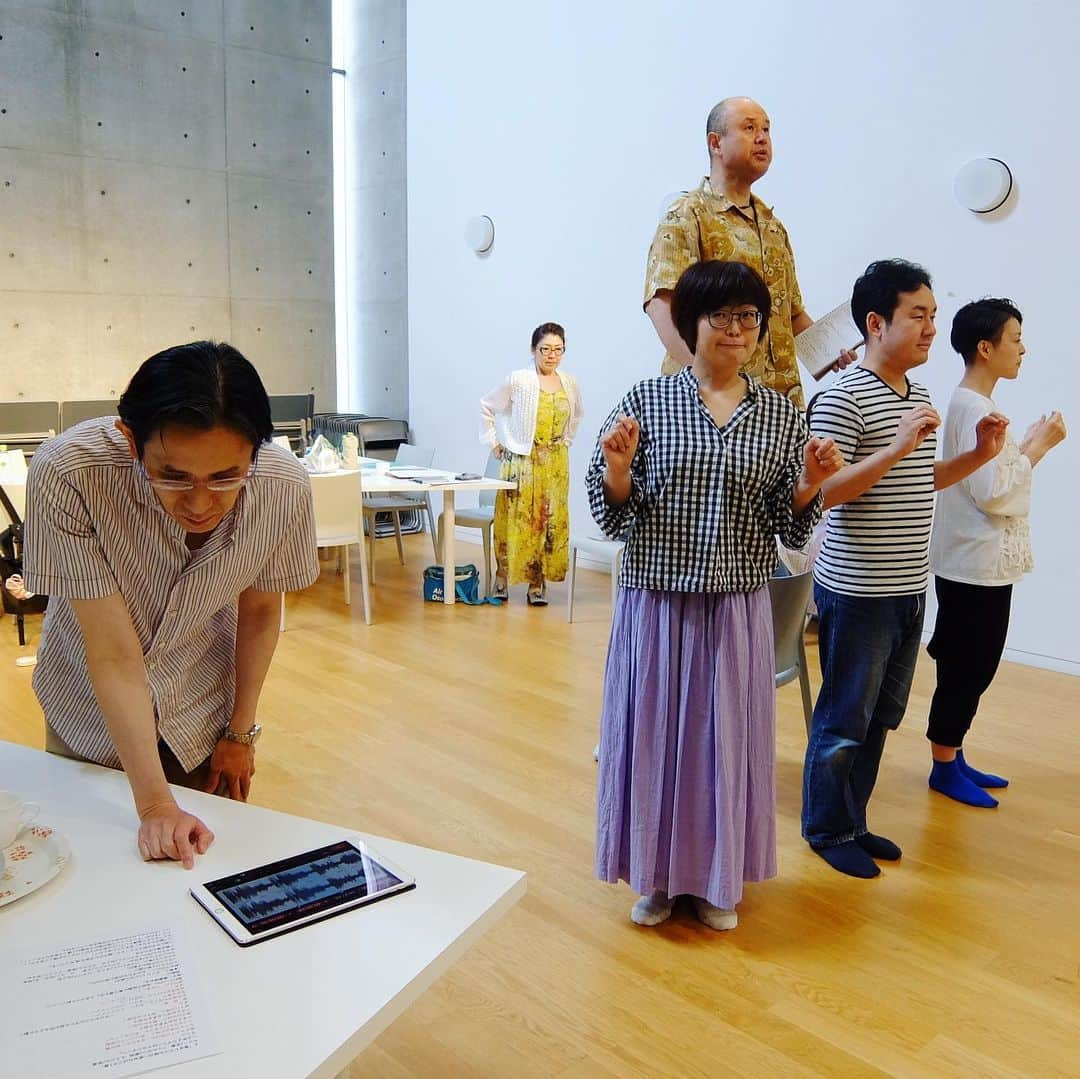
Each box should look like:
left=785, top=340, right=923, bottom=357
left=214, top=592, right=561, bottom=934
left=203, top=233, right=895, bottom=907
left=538, top=345, right=565, bottom=357
left=707, top=309, right=763, bottom=330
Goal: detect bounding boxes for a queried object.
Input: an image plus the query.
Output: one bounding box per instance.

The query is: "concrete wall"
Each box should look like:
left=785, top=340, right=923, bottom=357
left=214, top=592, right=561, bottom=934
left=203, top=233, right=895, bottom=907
left=407, top=0, right=1080, bottom=674
left=340, top=0, right=406, bottom=418
left=0, top=0, right=334, bottom=408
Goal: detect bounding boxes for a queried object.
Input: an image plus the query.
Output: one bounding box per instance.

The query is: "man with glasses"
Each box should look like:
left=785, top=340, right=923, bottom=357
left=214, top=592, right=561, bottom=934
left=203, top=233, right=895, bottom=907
left=644, top=97, right=853, bottom=408
left=23, top=341, right=318, bottom=868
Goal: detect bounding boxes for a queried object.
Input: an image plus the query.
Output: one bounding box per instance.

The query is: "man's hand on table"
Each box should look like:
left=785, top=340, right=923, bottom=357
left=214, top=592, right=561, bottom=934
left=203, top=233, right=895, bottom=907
left=137, top=801, right=214, bottom=869
left=203, top=738, right=256, bottom=801
left=133, top=733, right=252, bottom=868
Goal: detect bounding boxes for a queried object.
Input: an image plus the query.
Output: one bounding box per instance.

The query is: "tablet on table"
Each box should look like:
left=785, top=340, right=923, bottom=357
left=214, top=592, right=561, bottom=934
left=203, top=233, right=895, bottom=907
left=190, top=836, right=415, bottom=946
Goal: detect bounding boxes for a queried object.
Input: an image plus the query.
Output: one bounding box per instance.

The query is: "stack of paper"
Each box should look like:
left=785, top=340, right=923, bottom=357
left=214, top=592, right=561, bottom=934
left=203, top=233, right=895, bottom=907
left=386, top=466, right=456, bottom=485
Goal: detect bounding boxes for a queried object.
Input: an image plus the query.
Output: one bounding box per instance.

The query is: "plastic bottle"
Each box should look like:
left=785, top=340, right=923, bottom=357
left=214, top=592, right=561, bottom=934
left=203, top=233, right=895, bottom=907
left=342, top=432, right=360, bottom=469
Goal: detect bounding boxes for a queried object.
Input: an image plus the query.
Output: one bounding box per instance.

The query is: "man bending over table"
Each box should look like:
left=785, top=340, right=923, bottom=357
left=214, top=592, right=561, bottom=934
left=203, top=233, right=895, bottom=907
left=23, top=342, right=318, bottom=867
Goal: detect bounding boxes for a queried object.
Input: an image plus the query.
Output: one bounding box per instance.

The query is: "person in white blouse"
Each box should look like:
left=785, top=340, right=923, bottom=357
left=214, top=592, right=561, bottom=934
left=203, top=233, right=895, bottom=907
left=479, top=323, right=584, bottom=604
left=926, top=299, right=1067, bottom=807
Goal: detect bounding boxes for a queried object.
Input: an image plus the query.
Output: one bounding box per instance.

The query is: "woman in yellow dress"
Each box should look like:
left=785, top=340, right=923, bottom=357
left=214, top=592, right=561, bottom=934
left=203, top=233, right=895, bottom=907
left=480, top=323, right=584, bottom=605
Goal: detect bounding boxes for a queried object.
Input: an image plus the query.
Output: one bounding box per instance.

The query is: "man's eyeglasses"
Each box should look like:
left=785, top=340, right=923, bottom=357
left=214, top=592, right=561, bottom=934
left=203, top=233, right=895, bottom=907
left=707, top=309, right=763, bottom=331
left=538, top=345, right=565, bottom=357
left=139, top=457, right=256, bottom=493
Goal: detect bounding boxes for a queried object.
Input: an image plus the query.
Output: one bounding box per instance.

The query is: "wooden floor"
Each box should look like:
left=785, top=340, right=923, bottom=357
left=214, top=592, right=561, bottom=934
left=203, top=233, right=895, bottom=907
left=2, top=535, right=1078, bottom=1078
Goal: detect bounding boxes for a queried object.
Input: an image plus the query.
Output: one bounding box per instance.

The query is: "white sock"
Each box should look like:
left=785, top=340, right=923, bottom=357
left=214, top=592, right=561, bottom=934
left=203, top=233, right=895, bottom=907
left=630, top=890, right=675, bottom=927
left=691, top=897, right=738, bottom=931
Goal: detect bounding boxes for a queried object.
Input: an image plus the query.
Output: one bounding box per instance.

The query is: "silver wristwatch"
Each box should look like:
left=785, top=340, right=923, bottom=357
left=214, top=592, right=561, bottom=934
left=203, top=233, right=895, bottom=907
left=221, top=723, right=262, bottom=746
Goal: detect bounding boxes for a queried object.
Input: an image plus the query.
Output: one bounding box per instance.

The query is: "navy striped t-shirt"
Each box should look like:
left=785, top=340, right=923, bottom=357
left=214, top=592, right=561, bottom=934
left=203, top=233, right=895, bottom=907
left=809, top=367, right=937, bottom=597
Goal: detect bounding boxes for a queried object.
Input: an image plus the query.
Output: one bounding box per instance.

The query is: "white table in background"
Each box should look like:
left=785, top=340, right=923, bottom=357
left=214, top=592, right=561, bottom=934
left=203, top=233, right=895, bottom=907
left=361, top=466, right=514, bottom=606
left=310, top=464, right=513, bottom=616
left=0, top=741, right=526, bottom=1078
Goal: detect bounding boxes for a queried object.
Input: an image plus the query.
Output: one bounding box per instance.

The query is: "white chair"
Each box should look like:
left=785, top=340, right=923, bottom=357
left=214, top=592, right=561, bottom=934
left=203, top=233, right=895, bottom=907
left=567, top=536, right=626, bottom=623
left=0, top=449, right=28, bottom=520
left=436, top=452, right=501, bottom=596
left=282, top=470, right=370, bottom=629
left=362, top=444, right=438, bottom=582
left=768, top=569, right=814, bottom=736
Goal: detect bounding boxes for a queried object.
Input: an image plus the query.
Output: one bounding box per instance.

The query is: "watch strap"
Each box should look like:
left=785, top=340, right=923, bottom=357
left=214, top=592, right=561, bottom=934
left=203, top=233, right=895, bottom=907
left=222, top=723, right=261, bottom=745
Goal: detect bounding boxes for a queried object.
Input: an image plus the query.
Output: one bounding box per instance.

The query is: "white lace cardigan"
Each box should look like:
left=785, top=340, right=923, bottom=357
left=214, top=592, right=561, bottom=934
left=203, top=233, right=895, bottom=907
left=479, top=367, right=584, bottom=456
left=929, top=387, right=1034, bottom=587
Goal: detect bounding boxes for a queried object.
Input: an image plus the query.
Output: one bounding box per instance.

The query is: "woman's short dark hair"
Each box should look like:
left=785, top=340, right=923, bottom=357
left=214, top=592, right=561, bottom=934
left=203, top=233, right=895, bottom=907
left=118, top=341, right=274, bottom=457
left=850, top=259, right=933, bottom=337
left=531, top=322, right=565, bottom=349
left=950, top=298, right=1022, bottom=366
left=670, top=260, right=772, bottom=355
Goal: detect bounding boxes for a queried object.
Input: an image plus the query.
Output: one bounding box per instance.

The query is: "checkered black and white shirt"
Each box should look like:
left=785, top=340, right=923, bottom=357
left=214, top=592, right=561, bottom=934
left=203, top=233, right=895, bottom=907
left=586, top=368, right=822, bottom=593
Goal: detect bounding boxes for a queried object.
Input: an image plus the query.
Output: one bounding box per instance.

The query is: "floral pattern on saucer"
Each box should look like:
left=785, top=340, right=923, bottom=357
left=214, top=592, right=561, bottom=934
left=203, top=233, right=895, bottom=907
left=0, top=824, right=71, bottom=906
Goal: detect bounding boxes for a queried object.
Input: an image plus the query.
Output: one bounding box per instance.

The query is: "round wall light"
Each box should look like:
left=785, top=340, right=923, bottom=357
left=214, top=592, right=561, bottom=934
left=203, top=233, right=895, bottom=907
left=954, top=158, right=1013, bottom=213
left=465, top=215, right=495, bottom=254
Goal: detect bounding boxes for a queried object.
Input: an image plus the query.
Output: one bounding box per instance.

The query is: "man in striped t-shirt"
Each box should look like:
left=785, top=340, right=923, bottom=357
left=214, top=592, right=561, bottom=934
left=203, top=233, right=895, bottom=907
left=801, top=261, right=1008, bottom=878
left=23, top=342, right=318, bottom=869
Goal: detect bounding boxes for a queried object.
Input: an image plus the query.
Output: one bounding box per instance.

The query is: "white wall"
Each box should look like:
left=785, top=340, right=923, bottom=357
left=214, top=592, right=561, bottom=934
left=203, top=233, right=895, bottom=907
left=407, top=0, right=1080, bottom=672
left=0, top=0, right=334, bottom=407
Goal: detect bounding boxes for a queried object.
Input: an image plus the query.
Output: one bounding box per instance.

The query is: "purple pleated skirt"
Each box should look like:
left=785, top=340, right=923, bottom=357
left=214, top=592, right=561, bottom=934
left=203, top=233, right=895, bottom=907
left=595, top=586, right=777, bottom=910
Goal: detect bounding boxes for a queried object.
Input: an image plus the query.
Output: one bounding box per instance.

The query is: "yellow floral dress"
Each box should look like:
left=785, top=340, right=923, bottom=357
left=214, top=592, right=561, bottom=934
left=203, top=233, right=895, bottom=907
left=494, top=389, right=571, bottom=587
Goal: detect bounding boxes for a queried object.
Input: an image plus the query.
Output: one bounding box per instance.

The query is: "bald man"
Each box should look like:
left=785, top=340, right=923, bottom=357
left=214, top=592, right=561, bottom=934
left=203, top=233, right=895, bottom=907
left=644, top=97, right=851, bottom=407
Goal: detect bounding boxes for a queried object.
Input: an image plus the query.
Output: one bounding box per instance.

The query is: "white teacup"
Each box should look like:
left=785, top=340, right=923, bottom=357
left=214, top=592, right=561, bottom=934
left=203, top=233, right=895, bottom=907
left=0, top=790, right=40, bottom=848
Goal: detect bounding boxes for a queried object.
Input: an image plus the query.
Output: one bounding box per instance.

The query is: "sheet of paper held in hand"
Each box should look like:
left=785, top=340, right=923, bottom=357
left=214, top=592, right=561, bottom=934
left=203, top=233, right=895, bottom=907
left=0, top=925, right=220, bottom=1078
left=796, top=301, right=864, bottom=380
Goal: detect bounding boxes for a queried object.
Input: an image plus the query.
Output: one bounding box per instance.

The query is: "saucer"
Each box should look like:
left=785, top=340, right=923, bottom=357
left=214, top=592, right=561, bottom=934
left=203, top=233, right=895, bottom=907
left=0, top=823, right=71, bottom=907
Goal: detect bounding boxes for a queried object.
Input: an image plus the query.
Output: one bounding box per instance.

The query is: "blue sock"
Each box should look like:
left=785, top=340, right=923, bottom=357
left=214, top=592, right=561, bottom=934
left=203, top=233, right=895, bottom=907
left=957, top=749, right=1009, bottom=789
left=856, top=833, right=902, bottom=861
left=929, top=759, right=998, bottom=808
left=811, top=840, right=881, bottom=878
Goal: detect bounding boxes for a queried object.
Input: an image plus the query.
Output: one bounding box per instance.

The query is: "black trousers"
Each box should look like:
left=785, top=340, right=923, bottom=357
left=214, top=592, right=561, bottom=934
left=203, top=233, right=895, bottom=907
left=925, top=576, right=1012, bottom=748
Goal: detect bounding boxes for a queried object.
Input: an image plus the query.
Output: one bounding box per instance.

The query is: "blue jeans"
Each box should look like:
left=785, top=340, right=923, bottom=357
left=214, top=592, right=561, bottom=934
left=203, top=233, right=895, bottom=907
left=801, top=583, right=925, bottom=849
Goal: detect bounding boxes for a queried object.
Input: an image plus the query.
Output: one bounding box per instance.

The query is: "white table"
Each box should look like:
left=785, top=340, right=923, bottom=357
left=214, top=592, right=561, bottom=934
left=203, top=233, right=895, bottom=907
left=362, top=467, right=513, bottom=605
left=311, top=465, right=514, bottom=615
left=0, top=741, right=526, bottom=1077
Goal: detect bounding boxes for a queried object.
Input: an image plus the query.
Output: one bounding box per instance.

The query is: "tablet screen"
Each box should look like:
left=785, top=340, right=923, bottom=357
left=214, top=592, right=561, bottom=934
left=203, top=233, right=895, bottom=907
left=204, top=840, right=405, bottom=935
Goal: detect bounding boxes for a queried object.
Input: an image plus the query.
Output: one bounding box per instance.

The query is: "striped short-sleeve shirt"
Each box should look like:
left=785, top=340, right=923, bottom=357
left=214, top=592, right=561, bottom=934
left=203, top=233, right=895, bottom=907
left=22, top=418, right=319, bottom=770
left=809, top=367, right=937, bottom=596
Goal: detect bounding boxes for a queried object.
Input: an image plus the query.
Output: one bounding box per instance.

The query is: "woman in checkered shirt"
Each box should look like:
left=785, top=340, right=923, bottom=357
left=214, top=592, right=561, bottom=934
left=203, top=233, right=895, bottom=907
left=588, top=261, right=843, bottom=931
